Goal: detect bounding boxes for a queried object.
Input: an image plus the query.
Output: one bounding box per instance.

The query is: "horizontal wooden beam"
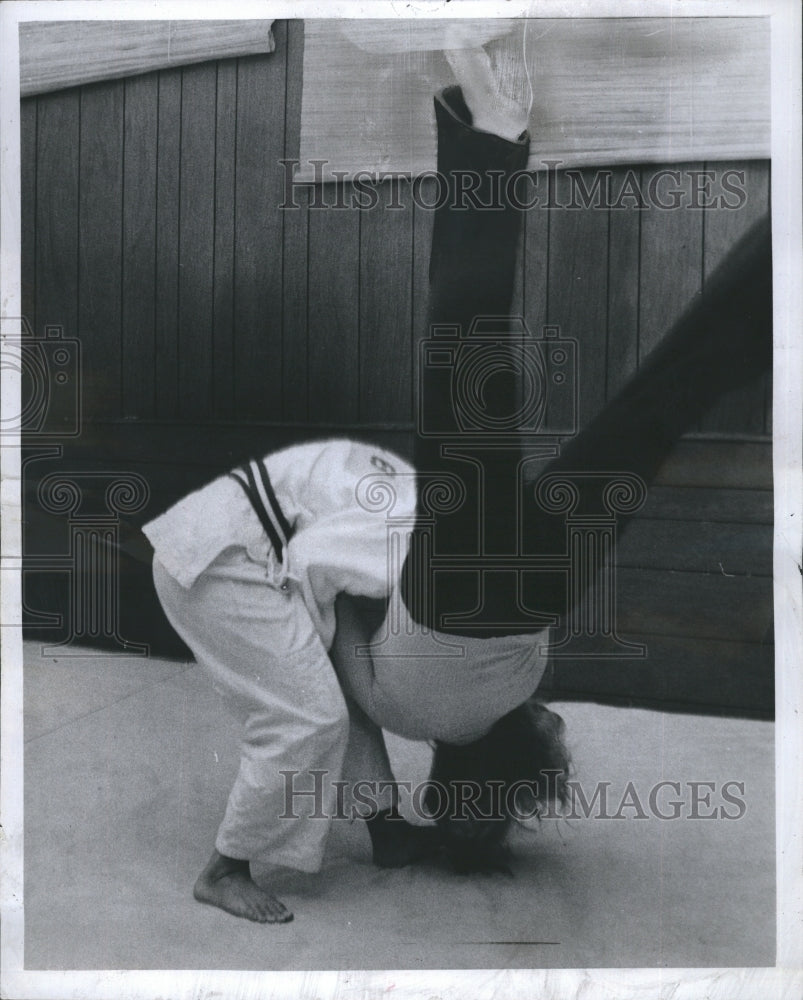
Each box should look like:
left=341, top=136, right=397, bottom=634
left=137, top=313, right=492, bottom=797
left=640, top=486, right=773, bottom=525
left=19, top=20, right=275, bottom=97
left=542, top=632, right=773, bottom=717
left=616, top=519, right=772, bottom=577
left=300, top=17, right=770, bottom=180
left=581, top=566, right=773, bottom=643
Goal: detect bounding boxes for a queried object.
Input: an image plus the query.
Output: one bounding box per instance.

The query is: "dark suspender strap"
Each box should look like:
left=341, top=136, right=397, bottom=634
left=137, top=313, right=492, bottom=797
left=228, top=462, right=287, bottom=560
left=254, top=457, right=293, bottom=541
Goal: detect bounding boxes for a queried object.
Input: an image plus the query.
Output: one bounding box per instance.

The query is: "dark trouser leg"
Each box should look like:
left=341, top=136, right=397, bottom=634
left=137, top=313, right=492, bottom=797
left=523, top=215, right=772, bottom=616
left=402, top=87, right=532, bottom=633
left=403, top=88, right=772, bottom=634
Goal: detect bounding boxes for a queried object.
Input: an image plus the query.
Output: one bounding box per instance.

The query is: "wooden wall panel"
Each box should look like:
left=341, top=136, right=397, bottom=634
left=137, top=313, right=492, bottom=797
left=122, top=73, right=158, bottom=419
left=212, top=61, right=238, bottom=420
left=522, top=199, right=548, bottom=340
left=78, top=85, right=124, bottom=421
left=21, top=44, right=771, bottom=440
left=177, top=62, right=217, bottom=420
left=543, top=634, right=773, bottom=716
left=606, top=168, right=641, bottom=400
left=764, top=354, right=772, bottom=436
left=232, top=40, right=288, bottom=422
left=641, top=485, right=773, bottom=524
left=411, top=177, right=436, bottom=432
left=700, top=160, right=771, bottom=435
left=509, top=205, right=525, bottom=320
left=614, top=568, right=770, bottom=643
left=20, top=100, right=37, bottom=335
left=638, top=162, right=705, bottom=361
left=307, top=198, right=361, bottom=424
left=359, top=179, right=413, bottom=424
left=547, top=169, right=610, bottom=429
left=36, top=91, right=80, bottom=344
left=616, top=519, right=773, bottom=577
left=281, top=19, right=309, bottom=423
left=154, top=69, right=182, bottom=420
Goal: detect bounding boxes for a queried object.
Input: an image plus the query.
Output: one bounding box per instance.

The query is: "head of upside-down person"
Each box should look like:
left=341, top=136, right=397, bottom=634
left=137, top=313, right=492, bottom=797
left=424, top=698, right=571, bottom=874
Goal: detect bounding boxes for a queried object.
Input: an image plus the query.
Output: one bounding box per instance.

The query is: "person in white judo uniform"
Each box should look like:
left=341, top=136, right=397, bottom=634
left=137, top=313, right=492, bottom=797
left=147, top=439, right=439, bottom=922
left=145, top=30, right=771, bottom=922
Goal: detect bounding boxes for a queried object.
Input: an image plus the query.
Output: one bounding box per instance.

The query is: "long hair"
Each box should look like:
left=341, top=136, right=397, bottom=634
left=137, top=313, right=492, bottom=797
left=425, top=698, right=571, bottom=873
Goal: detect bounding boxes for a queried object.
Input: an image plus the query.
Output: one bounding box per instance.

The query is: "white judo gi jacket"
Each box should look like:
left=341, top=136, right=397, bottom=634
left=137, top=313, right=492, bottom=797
left=145, top=438, right=416, bottom=649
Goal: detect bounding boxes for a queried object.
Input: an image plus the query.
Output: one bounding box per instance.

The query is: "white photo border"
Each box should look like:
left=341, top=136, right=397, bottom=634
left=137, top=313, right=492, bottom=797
left=1, top=1, right=800, bottom=997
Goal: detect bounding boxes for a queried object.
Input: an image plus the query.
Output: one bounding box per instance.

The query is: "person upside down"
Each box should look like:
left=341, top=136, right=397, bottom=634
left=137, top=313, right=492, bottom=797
left=144, top=32, right=772, bottom=922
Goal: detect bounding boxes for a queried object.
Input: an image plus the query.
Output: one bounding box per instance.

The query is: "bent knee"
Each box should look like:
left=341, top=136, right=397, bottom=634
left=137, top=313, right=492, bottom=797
left=246, top=690, right=349, bottom=747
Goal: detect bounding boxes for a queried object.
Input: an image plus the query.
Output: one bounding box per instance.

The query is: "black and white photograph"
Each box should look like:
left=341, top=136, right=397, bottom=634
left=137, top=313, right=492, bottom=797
left=1, top=2, right=801, bottom=998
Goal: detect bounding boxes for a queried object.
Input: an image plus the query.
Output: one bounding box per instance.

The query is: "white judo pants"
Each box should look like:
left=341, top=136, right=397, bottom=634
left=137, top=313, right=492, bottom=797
left=152, top=547, right=350, bottom=872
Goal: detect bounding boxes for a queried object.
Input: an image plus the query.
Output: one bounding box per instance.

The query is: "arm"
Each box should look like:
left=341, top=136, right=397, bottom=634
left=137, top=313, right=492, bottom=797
left=332, top=593, right=442, bottom=865
left=329, top=592, right=383, bottom=720
left=331, top=594, right=396, bottom=805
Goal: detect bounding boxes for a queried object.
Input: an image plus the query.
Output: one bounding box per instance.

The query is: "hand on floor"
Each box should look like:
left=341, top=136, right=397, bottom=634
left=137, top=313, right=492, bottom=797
left=365, top=809, right=443, bottom=868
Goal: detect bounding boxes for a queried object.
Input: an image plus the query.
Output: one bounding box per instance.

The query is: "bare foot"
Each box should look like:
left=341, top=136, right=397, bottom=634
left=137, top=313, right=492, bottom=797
left=193, top=850, right=294, bottom=923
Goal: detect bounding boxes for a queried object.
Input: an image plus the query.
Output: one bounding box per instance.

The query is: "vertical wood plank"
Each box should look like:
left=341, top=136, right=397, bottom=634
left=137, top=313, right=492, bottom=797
left=177, top=62, right=216, bottom=420
left=212, top=60, right=237, bottom=419
left=20, top=99, right=37, bottom=337
left=233, top=40, right=287, bottom=422
left=411, top=176, right=435, bottom=436
left=606, top=167, right=641, bottom=400
left=699, top=160, right=770, bottom=435
left=359, top=179, right=413, bottom=423
left=522, top=196, right=548, bottom=338
left=638, top=162, right=705, bottom=363
left=154, top=68, right=181, bottom=420
left=547, top=168, right=609, bottom=431
left=36, top=90, right=80, bottom=341
left=78, top=83, right=124, bottom=421
left=282, top=18, right=308, bottom=422
left=509, top=201, right=526, bottom=320
left=508, top=200, right=526, bottom=430
left=122, top=73, right=158, bottom=418
left=307, top=194, right=360, bottom=423
left=763, top=156, right=773, bottom=435
left=520, top=189, right=549, bottom=465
